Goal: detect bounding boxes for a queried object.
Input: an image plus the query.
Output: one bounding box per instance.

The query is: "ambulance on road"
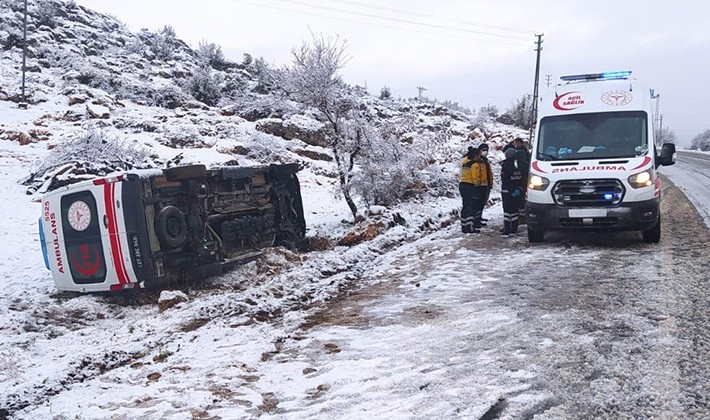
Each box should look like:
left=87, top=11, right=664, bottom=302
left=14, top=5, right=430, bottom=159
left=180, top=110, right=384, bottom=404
left=525, top=71, right=676, bottom=243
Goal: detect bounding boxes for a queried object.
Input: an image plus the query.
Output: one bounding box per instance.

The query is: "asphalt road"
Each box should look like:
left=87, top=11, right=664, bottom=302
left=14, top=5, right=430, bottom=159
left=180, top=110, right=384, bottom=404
left=285, top=154, right=710, bottom=419
left=661, top=150, right=710, bottom=229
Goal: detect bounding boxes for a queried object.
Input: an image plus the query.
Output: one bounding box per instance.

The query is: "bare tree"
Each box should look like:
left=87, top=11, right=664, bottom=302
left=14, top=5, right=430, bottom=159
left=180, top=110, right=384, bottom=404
left=658, top=127, right=677, bottom=144
left=279, top=31, right=362, bottom=218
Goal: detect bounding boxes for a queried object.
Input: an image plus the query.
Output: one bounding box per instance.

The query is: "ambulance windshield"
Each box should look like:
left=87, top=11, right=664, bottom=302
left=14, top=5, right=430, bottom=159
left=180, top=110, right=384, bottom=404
left=536, top=111, right=648, bottom=161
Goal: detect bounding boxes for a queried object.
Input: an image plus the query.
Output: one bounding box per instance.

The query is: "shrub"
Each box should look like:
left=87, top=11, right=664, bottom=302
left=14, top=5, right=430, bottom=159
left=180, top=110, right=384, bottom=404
left=184, top=66, right=222, bottom=106
left=150, top=85, right=191, bottom=109
left=36, top=0, right=59, bottom=29
left=33, top=127, right=149, bottom=179
left=197, top=40, right=226, bottom=69
left=221, top=73, right=248, bottom=99
left=151, top=25, right=177, bottom=61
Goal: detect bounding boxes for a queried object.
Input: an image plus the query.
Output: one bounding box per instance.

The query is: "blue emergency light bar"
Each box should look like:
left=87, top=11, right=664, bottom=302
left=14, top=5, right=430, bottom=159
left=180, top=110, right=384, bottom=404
left=560, top=71, right=632, bottom=81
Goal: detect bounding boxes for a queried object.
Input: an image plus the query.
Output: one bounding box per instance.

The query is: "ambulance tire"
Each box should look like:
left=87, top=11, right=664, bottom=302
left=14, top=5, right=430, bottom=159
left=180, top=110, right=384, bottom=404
left=164, top=164, right=207, bottom=182
left=527, top=227, right=545, bottom=243
left=642, top=216, right=661, bottom=243
left=156, top=206, right=187, bottom=248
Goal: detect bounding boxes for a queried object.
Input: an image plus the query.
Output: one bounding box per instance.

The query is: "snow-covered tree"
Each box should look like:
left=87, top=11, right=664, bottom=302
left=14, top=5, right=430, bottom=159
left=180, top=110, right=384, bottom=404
left=151, top=25, right=178, bottom=61
left=690, top=129, right=710, bottom=151
left=278, top=32, right=362, bottom=217
left=350, top=114, right=454, bottom=206
left=36, top=0, right=60, bottom=29
left=498, top=95, right=533, bottom=130
left=185, top=65, right=222, bottom=106
left=197, top=40, right=227, bottom=70
left=478, top=104, right=499, bottom=119
left=250, top=57, right=275, bottom=94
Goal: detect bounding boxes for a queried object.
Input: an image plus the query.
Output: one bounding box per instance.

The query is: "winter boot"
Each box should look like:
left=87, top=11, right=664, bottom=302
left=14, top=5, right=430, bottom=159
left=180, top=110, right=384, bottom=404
left=501, top=221, right=511, bottom=237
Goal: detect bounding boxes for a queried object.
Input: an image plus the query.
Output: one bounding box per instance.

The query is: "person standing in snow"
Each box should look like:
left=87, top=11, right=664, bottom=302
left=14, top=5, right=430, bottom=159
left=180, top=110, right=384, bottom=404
left=504, top=137, right=530, bottom=223
left=500, top=147, right=525, bottom=236
left=478, top=143, right=494, bottom=224
left=459, top=146, right=488, bottom=233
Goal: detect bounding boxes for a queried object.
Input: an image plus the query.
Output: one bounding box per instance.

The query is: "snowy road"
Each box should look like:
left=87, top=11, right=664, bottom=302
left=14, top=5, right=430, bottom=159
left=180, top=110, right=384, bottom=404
left=258, top=157, right=710, bottom=419
left=661, top=150, right=710, bottom=231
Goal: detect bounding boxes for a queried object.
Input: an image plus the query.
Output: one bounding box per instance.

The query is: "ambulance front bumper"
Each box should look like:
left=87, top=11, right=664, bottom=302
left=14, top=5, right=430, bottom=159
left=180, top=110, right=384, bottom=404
left=525, top=198, right=660, bottom=232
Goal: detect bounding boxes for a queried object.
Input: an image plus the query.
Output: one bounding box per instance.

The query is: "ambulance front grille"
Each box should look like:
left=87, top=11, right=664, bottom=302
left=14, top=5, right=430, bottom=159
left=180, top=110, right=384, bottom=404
left=552, top=179, right=625, bottom=207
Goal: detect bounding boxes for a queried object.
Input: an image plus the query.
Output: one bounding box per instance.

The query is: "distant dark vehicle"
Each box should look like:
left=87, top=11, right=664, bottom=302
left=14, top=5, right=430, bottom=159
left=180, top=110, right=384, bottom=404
left=39, top=163, right=306, bottom=292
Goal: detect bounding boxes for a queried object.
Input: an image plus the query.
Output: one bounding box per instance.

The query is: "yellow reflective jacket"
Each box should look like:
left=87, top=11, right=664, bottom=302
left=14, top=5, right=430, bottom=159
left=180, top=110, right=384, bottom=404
left=460, top=157, right=487, bottom=185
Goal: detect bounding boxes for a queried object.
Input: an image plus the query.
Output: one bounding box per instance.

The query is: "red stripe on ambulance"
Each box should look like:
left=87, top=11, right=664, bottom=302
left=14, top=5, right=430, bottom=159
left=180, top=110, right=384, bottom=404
left=632, top=156, right=652, bottom=171
left=104, top=184, right=130, bottom=284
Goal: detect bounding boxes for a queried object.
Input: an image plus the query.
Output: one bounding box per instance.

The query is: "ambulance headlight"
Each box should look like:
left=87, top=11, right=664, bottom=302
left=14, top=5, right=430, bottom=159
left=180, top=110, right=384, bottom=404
left=628, top=170, right=653, bottom=188
left=528, top=175, right=550, bottom=191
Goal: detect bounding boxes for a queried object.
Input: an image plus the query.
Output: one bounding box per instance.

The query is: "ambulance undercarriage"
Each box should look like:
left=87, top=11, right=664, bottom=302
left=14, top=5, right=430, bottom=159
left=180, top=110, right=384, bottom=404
left=40, top=164, right=306, bottom=292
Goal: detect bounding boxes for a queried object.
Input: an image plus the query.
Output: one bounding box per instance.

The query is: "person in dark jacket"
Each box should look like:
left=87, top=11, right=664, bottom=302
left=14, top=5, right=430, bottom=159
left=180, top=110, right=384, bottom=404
left=478, top=143, right=494, bottom=223
left=500, top=147, right=525, bottom=236
left=506, top=137, right=530, bottom=221
left=459, top=146, right=488, bottom=233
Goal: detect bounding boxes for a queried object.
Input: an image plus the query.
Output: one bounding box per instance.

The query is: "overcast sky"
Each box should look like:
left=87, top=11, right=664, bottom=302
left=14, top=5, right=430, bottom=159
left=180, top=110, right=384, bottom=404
left=74, top=0, right=709, bottom=146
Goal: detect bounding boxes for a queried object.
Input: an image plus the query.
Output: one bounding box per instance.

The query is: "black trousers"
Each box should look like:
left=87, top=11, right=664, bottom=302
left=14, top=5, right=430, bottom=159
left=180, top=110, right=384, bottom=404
left=460, top=183, right=485, bottom=232
left=502, top=191, right=522, bottom=233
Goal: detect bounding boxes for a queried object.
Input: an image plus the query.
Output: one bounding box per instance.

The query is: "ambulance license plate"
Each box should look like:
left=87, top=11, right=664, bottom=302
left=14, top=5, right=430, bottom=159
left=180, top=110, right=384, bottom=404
left=568, top=209, right=607, bottom=218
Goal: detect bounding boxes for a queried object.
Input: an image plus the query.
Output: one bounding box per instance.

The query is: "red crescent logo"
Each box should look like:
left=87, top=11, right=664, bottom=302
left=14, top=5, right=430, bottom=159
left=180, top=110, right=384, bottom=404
left=553, top=91, right=585, bottom=111
left=71, top=245, right=101, bottom=277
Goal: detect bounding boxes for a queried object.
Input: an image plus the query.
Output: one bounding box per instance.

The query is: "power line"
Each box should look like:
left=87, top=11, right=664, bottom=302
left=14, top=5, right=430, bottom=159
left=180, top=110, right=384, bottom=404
left=227, top=0, right=530, bottom=46
left=324, top=0, right=536, bottom=36
left=273, top=0, right=529, bottom=41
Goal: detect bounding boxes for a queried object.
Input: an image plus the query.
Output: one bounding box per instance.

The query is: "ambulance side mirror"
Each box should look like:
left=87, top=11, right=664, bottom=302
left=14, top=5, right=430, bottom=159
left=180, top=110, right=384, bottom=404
left=658, top=143, right=676, bottom=167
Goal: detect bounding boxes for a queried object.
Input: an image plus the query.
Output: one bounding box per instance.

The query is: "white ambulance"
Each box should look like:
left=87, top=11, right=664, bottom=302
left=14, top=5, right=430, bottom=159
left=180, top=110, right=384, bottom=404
left=39, top=164, right=306, bottom=292
left=525, top=71, right=676, bottom=243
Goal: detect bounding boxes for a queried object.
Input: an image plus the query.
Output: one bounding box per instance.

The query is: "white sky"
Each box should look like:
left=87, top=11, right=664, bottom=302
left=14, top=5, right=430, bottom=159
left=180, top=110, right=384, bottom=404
left=73, top=0, right=710, bottom=146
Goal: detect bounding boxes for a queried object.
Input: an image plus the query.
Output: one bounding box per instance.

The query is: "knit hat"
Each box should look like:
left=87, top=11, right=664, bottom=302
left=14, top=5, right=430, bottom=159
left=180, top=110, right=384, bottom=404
left=505, top=148, right=516, bottom=160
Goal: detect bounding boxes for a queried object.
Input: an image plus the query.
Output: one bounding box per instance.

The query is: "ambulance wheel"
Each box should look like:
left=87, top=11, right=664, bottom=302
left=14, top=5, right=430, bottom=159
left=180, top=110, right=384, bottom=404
left=527, top=227, right=545, bottom=243
left=642, top=217, right=661, bottom=243
left=164, top=164, right=207, bottom=182
left=156, top=206, right=187, bottom=248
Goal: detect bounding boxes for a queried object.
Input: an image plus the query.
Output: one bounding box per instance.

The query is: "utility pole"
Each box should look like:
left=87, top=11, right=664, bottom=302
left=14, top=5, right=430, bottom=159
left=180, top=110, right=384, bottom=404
left=21, top=0, right=28, bottom=107
left=529, top=34, right=544, bottom=141
left=545, top=74, right=553, bottom=87
left=417, top=86, right=426, bottom=100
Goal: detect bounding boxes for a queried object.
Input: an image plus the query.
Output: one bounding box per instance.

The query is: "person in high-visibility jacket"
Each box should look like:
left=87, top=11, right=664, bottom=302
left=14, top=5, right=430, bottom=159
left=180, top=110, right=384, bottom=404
left=459, top=146, right=489, bottom=233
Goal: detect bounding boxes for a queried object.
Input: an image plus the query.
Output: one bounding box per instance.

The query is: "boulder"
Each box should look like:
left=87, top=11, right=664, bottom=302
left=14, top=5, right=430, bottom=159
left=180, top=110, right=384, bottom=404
left=256, top=116, right=329, bottom=147
left=158, top=290, right=188, bottom=312
left=86, top=103, right=110, bottom=119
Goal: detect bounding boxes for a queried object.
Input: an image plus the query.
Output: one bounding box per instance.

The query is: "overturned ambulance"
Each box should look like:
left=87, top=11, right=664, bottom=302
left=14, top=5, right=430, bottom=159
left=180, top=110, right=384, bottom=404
left=525, top=71, right=676, bottom=243
left=39, top=163, right=306, bottom=292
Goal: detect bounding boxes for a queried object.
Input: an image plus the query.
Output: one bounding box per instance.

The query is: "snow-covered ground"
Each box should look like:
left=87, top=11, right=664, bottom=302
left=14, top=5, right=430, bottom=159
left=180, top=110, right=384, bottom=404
left=3, top=133, right=709, bottom=418
left=0, top=97, right=468, bottom=418
left=2, top=2, right=706, bottom=417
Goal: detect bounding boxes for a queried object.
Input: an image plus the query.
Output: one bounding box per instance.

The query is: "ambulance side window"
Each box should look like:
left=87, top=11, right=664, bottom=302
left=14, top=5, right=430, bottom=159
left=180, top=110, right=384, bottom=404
left=61, top=191, right=107, bottom=284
